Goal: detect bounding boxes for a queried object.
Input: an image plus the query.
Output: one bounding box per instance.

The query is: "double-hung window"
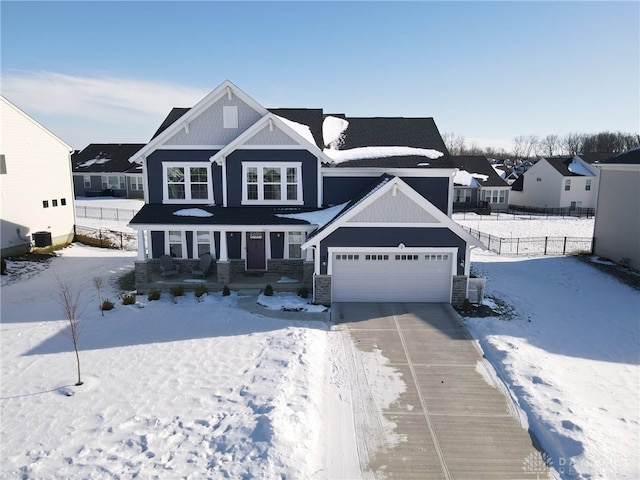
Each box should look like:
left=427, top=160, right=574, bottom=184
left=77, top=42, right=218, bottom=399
left=287, top=231, right=303, bottom=259
left=167, top=230, right=185, bottom=258
left=102, top=175, right=125, bottom=190
left=242, top=163, right=302, bottom=205
left=196, top=231, right=214, bottom=257
left=163, top=163, right=213, bottom=203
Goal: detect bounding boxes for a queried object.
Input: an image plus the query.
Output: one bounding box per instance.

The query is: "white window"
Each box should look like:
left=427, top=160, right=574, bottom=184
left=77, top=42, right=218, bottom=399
left=585, top=179, right=591, bottom=191
left=83, top=175, right=91, bottom=188
left=223, top=106, right=238, bottom=129
left=336, top=254, right=359, bottom=261
left=102, top=175, right=125, bottom=190
left=365, top=254, right=389, bottom=261
left=196, top=231, right=214, bottom=257
left=131, top=176, right=144, bottom=191
left=242, top=163, right=302, bottom=205
left=163, top=163, right=213, bottom=203
left=483, top=189, right=505, bottom=203
left=565, top=179, right=571, bottom=191
left=167, top=231, right=185, bottom=258
left=287, top=231, right=303, bottom=259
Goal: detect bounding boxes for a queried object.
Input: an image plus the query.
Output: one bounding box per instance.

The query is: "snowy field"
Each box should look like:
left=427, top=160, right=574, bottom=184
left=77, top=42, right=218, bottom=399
left=0, top=245, right=370, bottom=479
left=454, top=212, right=595, bottom=239
left=2, top=198, right=638, bottom=479
left=464, top=250, right=639, bottom=479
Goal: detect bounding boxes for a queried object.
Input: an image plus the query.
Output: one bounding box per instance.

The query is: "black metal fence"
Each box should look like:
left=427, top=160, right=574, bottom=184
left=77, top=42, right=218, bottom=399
left=464, top=227, right=593, bottom=256
left=75, top=225, right=137, bottom=251
left=456, top=205, right=595, bottom=220
left=75, top=205, right=139, bottom=222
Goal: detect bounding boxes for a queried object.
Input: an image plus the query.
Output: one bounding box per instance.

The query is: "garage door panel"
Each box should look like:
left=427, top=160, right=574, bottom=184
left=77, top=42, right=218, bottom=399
left=332, top=251, right=452, bottom=303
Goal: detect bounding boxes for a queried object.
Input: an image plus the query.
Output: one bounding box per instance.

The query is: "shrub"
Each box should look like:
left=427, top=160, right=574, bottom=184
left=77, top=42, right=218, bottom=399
left=263, top=284, right=273, bottom=296
left=461, top=298, right=472, bottom=312
left=297, top=287, right=309, bottom=299
left=222, top=285, right=231, bottom=296
left=194, top=283, right=208, bottom=299
left=101, top=299, right=114, bottom=311
left=170, top=286, right=185, bottom=298
left=147, top=288, right=161, bottom=301
left=122, top=293, right=136, bottom=305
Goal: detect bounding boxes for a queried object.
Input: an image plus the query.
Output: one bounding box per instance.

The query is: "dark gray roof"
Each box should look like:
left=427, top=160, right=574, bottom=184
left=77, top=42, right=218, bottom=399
left=596, top=148, right=640, bottom=165
left=72, top=144, right=146, bottom=174
left=268, top=108, right=324, bottom=149
left=577, top=153, right=616, bottom=164
left=130, top=204, right=318, bottom=227
left=451, top=156, right=509, bottom=188
left=546, top=157, right=585, bottom=176
left=151, top=107, right=190, bottom=139
left=332, top=156, right=453, bottom=169
left=305, top=174, right=393, bottom=241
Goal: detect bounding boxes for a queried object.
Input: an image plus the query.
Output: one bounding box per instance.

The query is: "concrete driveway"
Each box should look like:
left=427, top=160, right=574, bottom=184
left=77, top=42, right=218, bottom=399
left=332, top=303, right=543, bottom=480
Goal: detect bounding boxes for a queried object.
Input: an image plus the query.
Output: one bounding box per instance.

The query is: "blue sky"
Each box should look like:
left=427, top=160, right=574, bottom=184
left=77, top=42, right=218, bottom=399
left=2, top=1, right=638, bottom=150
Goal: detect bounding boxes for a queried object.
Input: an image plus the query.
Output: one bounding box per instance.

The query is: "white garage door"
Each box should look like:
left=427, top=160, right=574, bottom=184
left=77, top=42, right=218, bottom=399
left=331, top=251, right=453, bottom=303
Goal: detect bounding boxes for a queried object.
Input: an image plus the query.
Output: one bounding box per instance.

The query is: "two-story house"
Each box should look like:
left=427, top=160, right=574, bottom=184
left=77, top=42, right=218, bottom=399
left=71, top=143, right=146, bottom=198
left=451, top=155, right=511, bottom=212
left=128, top=80, right=482, bottom=305
left=510, top=156, right=599, bottom=212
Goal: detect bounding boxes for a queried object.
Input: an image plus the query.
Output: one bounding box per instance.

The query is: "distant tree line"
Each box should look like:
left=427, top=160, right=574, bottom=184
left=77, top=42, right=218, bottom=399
left=444, top=131, right=640, bottom=159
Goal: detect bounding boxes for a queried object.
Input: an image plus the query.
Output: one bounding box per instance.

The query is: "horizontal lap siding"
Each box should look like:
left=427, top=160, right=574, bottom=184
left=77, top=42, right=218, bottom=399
left=319, top=227, right=466, bottom=275
left=323, top=176, right=449, bottom=213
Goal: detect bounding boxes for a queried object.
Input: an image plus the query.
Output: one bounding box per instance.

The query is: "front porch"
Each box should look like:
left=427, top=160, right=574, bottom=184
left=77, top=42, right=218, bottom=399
left=134, top=258, right=313, bottom=295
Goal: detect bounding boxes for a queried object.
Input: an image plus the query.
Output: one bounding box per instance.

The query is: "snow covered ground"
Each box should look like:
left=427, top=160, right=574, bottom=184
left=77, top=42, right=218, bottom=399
left=2, top=199, right=637, bottom=478
left=0, top=244, right=368, bottom=479
left=463, top=250, right=639, bottom=479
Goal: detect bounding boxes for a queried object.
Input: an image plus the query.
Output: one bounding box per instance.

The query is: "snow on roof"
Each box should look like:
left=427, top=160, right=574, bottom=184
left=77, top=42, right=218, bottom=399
left=454, top=170, right=489, bottom=187
left=274, top=115, right=316, bottom=146
left=323, top=146, right=443, bottom=164
left=276, top=202, right=348, bottom=228
left=492, top=165, right=507, bottom=179
left=173, top=208, right=213, bottom=218
left=78, top=157, right=111, bottom=168
left=322, top=116, right=349, bottom=148
left=568, top=158, right=595, bottom=176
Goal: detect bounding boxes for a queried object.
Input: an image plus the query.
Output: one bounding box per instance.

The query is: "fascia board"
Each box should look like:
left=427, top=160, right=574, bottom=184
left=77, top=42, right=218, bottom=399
left=128, top=80, right=268, bottom=164
left=209, top=113, right=333, bottom=164
left=302, top=176, right=485, bottom=249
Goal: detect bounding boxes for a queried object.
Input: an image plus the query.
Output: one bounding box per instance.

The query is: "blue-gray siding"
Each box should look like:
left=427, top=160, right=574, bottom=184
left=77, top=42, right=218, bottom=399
left=323, top=176, right=449, bottom=213
left=319, top=227, right=467, bottom=275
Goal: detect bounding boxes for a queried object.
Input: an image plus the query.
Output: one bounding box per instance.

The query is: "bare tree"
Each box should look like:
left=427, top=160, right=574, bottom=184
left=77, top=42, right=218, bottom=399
left=55, top=276, right=85, bottom=386
left=93, top=276, right=104, bottom=316
left=562, top=132, right=584, bottom=156
left=443, top=132, right=466, bottom=155
left=540, top=134, right=560, bottom=157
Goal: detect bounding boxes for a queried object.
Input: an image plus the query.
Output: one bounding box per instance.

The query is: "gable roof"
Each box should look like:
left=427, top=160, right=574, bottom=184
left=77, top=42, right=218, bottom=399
left=209, top=112, right=334, bottom=164
left=72, top=144, right=146, bottom=174
left=151, top=107, right=190, bottom=140
left=267, top=108, right=324, bottom=149
left=129, top=80, right=268, bottom=164
left=1, top=95, right=72, bottom=151
left=545, top=157, right=596, bottom=177
left=577, top=152, right=617, bottom=164
left=302, top=175, right=484, bottom=249
left=451, top=155, right=510, bottom=188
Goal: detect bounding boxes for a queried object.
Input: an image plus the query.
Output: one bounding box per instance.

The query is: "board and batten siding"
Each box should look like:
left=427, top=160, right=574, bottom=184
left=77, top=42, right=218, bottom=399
left=0, top=97, right=75, bottom=255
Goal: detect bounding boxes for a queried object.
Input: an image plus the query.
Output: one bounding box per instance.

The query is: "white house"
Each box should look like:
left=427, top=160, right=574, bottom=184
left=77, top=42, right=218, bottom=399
left=510, top=156, right=599, bottom=212
left=593, top=148, right=640, bottom=270
left=1, top=96, right=76, bottom=256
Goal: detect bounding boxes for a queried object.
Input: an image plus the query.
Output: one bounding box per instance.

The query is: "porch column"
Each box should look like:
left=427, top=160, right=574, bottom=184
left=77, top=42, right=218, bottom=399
left=218, top=231, right=228, bottom=261
left=136, top=230, right=147, bottom=261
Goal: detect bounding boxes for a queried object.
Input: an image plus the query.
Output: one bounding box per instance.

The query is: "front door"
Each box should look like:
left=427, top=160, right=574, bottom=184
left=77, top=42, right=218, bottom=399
left=246, top=232, right=266, bottom=270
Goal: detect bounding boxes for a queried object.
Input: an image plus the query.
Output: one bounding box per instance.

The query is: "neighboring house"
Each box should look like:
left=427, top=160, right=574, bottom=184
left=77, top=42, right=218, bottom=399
left=593, top=148, right=640, bottom=270
left=451, top=155, right=511, bottom=212
left=128, top=80, right=483, bottom=305
left=510, top=156, right=599, bottom=211
left=71, top=143, right=145, bottom=198
left=0, top=96, right=75, bottom=256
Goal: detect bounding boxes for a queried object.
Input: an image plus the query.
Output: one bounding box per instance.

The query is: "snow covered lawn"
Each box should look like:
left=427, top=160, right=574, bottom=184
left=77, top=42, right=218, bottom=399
left=463, top=250, right=640, bottom=479
left=0, top=244, right=352, bottom=479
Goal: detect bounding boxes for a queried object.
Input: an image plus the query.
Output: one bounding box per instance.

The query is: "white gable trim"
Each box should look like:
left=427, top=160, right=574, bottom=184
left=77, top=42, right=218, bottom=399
left=209, top=113, right=333, bottom=165
left=128, top=80, right=268, bottom=164
left=1, top=96, right=72, bottom=151
left=302, top=176, right=485, bottom=249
